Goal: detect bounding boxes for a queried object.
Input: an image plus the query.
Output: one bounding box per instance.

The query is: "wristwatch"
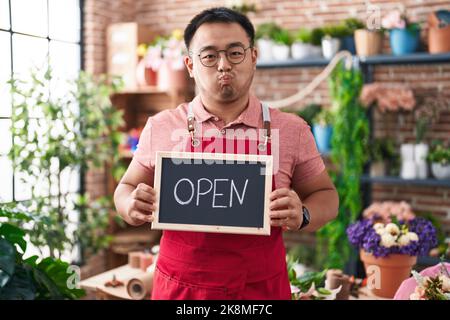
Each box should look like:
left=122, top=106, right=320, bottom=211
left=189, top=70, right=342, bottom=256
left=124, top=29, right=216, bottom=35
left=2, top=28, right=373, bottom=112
left=299, top=205, right=311, bottom=230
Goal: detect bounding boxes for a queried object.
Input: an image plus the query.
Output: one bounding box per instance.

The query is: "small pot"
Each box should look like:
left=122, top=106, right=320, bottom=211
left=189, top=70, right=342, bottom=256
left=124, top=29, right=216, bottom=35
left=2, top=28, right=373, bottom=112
left=291, top=42, right=319, bottom=59
left=340, top=35, right=356, bottom=55
left=401, top=160, right=417, bottom=179
left=431, top=162, right=450, bottom=180
left=389, top=28, right=420, bottom=55
left=370, top=161, right=387, bottom=177
left=271, top=43, right=290, bottom=61
left=354, top=29, right=383, bottom=56
left=257, top=39, right=274, bottom=61
left=312, top=124, right=333, bottom=154
left=321, top=37, right=341, bottom=59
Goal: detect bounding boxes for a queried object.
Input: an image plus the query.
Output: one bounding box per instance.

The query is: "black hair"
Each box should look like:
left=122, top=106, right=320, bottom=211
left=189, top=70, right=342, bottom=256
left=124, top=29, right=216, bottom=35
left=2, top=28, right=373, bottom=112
left=184, top=7, right=255, bottom=50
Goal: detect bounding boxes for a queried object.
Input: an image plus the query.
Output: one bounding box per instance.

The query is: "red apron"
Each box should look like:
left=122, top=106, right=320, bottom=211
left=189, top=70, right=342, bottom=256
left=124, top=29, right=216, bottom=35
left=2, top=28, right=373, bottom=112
left=151, top=104, right=291, bottom=300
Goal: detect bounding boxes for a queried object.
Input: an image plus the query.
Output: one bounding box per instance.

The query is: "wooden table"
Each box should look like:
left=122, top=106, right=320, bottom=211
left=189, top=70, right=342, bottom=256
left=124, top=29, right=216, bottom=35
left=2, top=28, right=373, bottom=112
left=80, top=264, right=151, bottom=300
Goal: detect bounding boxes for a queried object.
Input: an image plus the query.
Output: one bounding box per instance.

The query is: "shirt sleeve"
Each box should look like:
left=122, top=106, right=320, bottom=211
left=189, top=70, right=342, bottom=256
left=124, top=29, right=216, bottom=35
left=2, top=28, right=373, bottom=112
left=132, top=117, right=155, bottom=172
left=291, top=120, right=326, bottom=184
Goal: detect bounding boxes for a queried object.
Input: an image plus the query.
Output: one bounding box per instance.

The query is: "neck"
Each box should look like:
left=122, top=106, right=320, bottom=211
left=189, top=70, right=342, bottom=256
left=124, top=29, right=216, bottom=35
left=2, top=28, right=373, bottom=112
left=201, top=94, right=250, bottom=125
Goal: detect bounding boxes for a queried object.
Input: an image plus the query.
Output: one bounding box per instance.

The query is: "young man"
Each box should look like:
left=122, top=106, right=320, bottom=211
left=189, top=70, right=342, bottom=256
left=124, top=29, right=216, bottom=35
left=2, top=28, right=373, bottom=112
left=114, top=7, right=338, bottom=299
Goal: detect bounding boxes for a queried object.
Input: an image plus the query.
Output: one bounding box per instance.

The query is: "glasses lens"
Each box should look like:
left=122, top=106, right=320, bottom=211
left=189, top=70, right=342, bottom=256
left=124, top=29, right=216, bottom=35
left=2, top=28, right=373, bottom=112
left=226, top=46, right=246, bottom=64
left=199, top=49, right=218, bottom=67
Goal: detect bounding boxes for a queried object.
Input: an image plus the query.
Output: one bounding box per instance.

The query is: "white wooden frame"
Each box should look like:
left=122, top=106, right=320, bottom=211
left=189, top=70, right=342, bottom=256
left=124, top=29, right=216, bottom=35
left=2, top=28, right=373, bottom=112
left=152, top=151, right=273, bottom=236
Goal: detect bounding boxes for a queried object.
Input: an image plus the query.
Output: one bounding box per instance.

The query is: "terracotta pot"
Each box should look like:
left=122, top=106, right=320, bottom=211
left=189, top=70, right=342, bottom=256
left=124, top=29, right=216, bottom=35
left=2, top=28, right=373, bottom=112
left=157, top=60, right=188, bottom=92
left=354, top=29, right=383, bottom=56
left=428, top=12, right=450, bottom=54
left=360, top=249, right=417, bottom=298
left=136, top=58, right=157, bottom=87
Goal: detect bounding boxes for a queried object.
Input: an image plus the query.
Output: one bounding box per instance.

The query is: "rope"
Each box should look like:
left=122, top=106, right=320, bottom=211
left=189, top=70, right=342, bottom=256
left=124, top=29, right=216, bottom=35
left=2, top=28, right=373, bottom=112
left=262, top=50, right=354, bottom=110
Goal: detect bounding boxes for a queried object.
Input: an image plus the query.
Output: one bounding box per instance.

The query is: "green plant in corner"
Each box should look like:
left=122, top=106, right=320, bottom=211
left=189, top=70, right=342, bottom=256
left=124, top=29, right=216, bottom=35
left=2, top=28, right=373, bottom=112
left=8, top=66, right=126, bottom=262
left=0, top=204, right=85, bottom=299
left=316, top=61, right=369, bottom=269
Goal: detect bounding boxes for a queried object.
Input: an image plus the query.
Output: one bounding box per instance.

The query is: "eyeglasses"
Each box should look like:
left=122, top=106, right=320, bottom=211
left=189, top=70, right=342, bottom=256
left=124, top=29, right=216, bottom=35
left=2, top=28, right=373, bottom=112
left=192, top=45, right=253, bottom=68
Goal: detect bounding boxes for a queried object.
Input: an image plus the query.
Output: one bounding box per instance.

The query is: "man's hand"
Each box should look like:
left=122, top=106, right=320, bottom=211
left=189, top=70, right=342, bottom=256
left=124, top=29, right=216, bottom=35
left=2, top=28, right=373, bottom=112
left=126, top=183, right=157, bottom=224
left=269, top=188, right=303, bottom=231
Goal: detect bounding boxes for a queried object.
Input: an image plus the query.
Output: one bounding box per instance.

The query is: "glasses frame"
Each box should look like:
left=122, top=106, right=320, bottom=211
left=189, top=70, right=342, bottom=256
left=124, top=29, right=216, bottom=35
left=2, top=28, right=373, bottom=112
left=191, top=45, right=253, bottom=68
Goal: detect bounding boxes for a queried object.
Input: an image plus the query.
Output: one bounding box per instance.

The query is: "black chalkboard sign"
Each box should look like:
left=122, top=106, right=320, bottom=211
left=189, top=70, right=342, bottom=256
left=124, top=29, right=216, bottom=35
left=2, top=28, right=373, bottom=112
left=152, top=151, right=273, bottom=235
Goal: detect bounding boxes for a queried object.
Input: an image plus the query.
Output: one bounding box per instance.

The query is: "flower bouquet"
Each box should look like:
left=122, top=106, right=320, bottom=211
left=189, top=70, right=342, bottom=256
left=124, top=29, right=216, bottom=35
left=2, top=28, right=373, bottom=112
left=394, top=262, right=450, bottom=300
left=346, top=201, right=438, bottom=298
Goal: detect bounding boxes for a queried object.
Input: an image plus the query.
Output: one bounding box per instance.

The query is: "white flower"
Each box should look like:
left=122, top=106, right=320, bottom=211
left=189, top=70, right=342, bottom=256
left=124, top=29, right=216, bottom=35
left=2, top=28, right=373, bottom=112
left=406, top=232, right=419, bottom=242
left=398, top=234, right=411, bottom=246
left=373, top=223, right=384, bottom=231
left=385, top=223, right=400, bottom=236
left=440, top=275, right=450, bottom=292
left=380, top=233, right=396, bottom=248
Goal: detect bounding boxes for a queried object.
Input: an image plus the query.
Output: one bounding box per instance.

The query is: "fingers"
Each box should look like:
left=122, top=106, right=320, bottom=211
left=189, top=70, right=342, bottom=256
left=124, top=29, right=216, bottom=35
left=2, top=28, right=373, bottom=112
left=269, top=188, right=291, bottom=201
left=270, top=196, right=297, bottom=210
left=269, top=209, right=296, bottom=220
left=133, top=183, right=157, bottom=203
left=129, top=210, right=154, bottom=223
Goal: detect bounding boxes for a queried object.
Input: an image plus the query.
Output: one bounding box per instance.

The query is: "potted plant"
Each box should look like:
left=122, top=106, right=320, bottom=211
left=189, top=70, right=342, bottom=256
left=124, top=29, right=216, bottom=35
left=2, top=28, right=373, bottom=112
left=354, top=18, right=384, bottom=57
left=347, top=201, right=438, bottom=298
left=321, top=24, right=346, bottom=59
left=291, top=28, right=323, bottom=59
left=339, top=18, right=365, bottom=54
left=382, top=9, right=421, bottom=55
left=428, top=10, right=450, bottom=54
left=255, top=22, right=281, bottom=61
left=312, top=107, right=334, bottom=155
left=0, top=204, right=85, bottom=299
left=369, top=137, right=397, bottom=177
left=157, top=29, right=189, bottom=91
left=427, top=141, right=450, bottom=180
left=271, top=27, right=293, bottom=61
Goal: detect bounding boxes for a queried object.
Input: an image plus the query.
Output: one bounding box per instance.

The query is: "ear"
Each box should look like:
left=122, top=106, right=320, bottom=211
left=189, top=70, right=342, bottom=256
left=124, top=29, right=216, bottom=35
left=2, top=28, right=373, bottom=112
left=184, top=55, right=194, bottom=78
left=251, top=46, right=258, bottom=69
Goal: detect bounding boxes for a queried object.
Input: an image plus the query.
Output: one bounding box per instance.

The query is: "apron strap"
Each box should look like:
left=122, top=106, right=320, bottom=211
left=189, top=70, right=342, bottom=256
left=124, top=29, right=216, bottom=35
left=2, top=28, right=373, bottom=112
left=187, top=101, right=271, bottom=149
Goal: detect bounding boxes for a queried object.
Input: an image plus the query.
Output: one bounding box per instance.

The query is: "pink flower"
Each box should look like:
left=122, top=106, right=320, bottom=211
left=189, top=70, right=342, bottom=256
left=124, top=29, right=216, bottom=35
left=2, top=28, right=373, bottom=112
left=382, top=10, right=407, bottom=30
left=360, top=83, right=416, bottom=112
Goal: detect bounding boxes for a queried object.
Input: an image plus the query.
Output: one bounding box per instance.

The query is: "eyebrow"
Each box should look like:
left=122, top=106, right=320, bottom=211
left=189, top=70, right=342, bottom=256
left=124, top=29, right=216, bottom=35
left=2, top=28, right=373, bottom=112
left=198, top=42, right=246, bottom=52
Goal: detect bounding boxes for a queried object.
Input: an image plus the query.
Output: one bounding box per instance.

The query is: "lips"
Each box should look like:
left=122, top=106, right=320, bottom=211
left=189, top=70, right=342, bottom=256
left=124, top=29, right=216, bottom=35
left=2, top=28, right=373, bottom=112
left=219, top=75, right=233, bottom=84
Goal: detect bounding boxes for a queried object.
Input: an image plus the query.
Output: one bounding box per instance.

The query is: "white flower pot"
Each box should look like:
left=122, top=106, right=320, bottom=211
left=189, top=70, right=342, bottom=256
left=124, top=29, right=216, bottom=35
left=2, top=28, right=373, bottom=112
left=415, top=161, right=428, bottom=179
left=257, top=39, right=274, bottom=61
left=291, top=42, right=311, bottom=59
left=271, top=44, right=290, bottom=61
left=431, top=163, right=450, bottom=180
left=321, top=37, right=341, bottom=59
left=401, top=160, right=417, bottom=179
left=400, top=143, right=415, bottom=162
left=414, top=143, right=429, bottom=162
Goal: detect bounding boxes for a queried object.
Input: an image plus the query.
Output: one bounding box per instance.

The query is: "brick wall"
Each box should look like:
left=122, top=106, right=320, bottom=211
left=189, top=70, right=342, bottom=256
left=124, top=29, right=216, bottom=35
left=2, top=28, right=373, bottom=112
left=84, top=0, right=450, bottom=255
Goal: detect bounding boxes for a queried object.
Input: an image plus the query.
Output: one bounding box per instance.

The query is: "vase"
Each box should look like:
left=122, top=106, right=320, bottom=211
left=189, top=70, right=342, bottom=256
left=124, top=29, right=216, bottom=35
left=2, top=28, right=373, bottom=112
left=427, top=12, right=450, bottom=54
left=340, top=35, right=356, bottom=55
left=291, top=42, right=314, bottom=59
left=257, top=39, right=274, bottom=61
left=136, top=58, right=157, bottom=87
left=271, top=44, right=290, bottom=61
left=360, top=249, right=417, bottom=299
left=400, top=143, right=416, bottom=179
left=157, top=60, right=188, bottom=92
left=321, top=37, right=341, bottom=59
left=389, top=28, right=420, bottom=55
left=312, top=124, right=333, bottom=154
left=431, top=163, right=450, bottom=180
left=414, top=143, right=429, bottom=179
left=354, top=29, right=383, bottom=56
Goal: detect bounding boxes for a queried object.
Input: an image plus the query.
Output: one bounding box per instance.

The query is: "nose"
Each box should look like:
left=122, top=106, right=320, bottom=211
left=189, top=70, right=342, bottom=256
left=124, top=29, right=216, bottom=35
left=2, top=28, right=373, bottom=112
left=217, top=51, right=232, bottom=72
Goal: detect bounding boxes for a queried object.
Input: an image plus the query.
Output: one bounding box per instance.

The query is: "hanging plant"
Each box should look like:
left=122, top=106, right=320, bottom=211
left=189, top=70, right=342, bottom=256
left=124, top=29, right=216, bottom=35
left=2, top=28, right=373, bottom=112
left=316, top=61, right=369, bottom=269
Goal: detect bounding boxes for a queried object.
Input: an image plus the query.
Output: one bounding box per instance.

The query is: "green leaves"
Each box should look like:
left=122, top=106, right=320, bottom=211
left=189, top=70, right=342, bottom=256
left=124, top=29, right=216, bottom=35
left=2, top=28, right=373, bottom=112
left=0, top=223, right=27, bottom=253
left=0, top=238, right=15, bottom=288
left=8, top=66, right=124, bottom=260
left=317, top=61, right=369, bottom=269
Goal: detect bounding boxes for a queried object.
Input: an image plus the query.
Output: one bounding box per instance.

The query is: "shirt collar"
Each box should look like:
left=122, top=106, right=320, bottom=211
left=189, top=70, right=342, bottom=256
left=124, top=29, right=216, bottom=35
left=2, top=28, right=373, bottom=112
left=191, top=93, right=261, bottom=128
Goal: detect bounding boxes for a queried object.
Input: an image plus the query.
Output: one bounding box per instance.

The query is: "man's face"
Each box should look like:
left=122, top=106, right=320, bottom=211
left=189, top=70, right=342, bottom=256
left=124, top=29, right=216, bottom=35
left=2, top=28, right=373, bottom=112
left=184, top=22, right=257, bottom=104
